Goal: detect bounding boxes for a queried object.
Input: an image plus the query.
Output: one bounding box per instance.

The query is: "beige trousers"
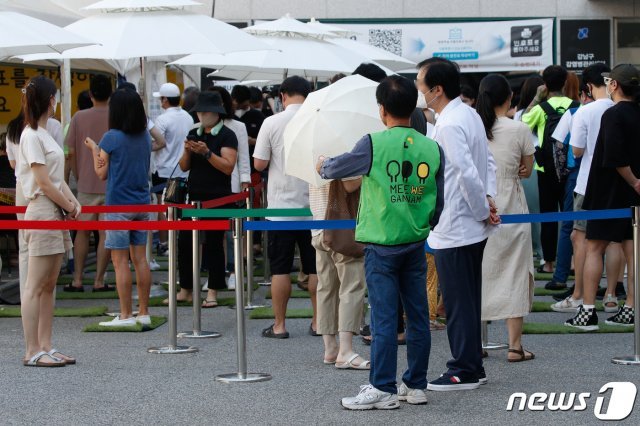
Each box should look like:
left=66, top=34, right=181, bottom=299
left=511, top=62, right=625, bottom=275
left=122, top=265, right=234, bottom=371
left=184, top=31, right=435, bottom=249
left=311, top=233, right=366, bottom=335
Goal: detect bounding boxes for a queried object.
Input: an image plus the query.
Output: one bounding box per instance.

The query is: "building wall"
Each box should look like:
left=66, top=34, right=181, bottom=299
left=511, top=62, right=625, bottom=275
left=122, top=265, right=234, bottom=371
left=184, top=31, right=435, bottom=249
left=214, top=0, right=639, bottom=22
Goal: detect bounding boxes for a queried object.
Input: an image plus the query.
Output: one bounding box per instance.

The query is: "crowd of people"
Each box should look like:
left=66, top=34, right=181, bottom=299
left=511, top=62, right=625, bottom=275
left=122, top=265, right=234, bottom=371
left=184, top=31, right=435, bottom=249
left=4, top=56, right=639, bottom=409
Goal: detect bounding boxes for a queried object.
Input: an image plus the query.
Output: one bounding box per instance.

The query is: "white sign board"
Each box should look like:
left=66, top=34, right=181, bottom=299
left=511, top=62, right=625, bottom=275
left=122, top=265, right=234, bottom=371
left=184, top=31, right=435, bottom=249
left=337, top=19, right=555, bottom=73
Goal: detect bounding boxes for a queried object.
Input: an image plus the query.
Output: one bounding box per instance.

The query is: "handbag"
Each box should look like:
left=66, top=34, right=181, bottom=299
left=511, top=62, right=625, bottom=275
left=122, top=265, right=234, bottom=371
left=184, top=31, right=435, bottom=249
left=323, top=180, right=364, bottom=258
left=162, top=163, right=189, bottom=204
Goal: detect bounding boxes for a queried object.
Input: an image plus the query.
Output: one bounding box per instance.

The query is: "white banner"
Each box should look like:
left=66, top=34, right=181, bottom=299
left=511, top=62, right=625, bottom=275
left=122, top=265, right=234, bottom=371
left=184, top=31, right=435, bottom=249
left=338, top=19, right=555, bottom=73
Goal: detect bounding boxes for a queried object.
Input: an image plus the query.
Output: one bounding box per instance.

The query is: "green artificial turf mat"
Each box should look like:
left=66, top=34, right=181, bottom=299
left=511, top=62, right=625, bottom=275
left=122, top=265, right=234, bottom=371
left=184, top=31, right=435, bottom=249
left=523, top=322, right=633, bottom=334
left=85, top=264, right=168, bottom=273
left=83, top=315, right=167, bottom=332
left=0, top=306, right=108, bottom=317
left=534, top=272, right=574, bottom=281
left=57, top=277, right=117, bottom=286
left=249, top=307, right=313, bottom=319
left=265, top=289, right=309, bottom=299
left=147, top=296, right=235, bottom=307
left=56, top=290, right=119, bottom=300
left=534, top=288, right=565, bottom=297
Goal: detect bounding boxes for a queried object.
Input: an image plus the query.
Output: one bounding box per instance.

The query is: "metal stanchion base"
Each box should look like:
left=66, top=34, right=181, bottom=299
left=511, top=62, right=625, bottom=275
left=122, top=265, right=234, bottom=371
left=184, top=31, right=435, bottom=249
left=215, top=372, right=272, bottom=383
left=244, top=303, right=266, bottom=310
left=483, top=342, right=509, bottom=350
left=611, top=355, right=640, bottom=365
left=258, top=281, right=271, bottom=286
left=147, top=345, right=199, bottom=354
left=177, top=331, right=221, bottom=339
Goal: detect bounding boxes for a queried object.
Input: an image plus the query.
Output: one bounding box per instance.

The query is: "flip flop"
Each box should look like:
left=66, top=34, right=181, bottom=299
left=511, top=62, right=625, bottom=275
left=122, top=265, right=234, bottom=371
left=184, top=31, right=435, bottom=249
left=23, top=351, right=65, bottom=367
left=48, top=349, right=76, bottom=365
left=309, top=324, right=320, bottom=336
left=63, top=284, right=84, bottom=293
left=261, top=324, right=289, bottom=339
left=335, top=353, right=370, bottom=370
left=92, top=284, right=114, bottom=293
left=508, top=347, right=535, bottom=363
left=202, top=299, right=218, bottom=308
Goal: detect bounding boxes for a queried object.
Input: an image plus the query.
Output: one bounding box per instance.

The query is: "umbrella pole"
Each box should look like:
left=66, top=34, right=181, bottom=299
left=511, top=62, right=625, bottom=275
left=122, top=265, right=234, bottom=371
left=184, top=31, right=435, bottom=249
left=282, top=69, right=288, bottom=81
left=60, top=59, right=71, bottom=129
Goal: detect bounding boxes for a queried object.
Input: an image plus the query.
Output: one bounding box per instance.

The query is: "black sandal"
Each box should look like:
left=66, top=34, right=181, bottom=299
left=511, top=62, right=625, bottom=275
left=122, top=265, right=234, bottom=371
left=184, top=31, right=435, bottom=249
left=508, top=347, right=535, bottom=363
left=92, top=284, right=114, bottom=293
left=261, top=324, right=289, bottom=339
left=63, top=284, right=84, bottom=293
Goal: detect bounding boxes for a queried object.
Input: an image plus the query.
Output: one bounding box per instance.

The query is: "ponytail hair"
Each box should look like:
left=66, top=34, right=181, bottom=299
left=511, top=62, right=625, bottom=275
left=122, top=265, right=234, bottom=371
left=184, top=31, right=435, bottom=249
left=22, top=76, right=57, bottom=130
left=476, top=74, right=512, bottom=141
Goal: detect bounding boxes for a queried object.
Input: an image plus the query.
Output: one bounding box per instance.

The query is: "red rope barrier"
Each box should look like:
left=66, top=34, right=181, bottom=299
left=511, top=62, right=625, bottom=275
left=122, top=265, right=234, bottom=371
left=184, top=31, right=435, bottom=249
left=0, top=204, right=193, bottom=215
left=201, top=192, right=249, bottom=209
left=0, top=220, right=230, bottom=231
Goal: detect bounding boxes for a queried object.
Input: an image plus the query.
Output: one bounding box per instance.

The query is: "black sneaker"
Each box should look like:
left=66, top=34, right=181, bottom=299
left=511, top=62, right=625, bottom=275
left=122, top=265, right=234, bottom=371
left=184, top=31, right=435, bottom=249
left=545, top=280, right=567, bottom=291
left=477, top=368, right=487, bottom=385
left=427, top=373, right=479, bottom=391
left=605, top=306, right=634, bottom=326
left=615, top=282, right=627, bottom=299
left=564, top=305, right=599, bottom=331
left=552, top=285, right=575, bottom=302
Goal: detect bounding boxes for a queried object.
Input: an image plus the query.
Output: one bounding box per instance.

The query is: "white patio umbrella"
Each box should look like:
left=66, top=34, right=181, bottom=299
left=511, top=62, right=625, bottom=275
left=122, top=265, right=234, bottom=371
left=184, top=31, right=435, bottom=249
left=306, top=17, right=355, bottom=38
left=328, top=38, right=416, bottom=72
left=0, top=11, right=95, bottom=58
left=283, top=75, right=385, bottom=187
left=244, top=14, right=335, bottom=40
left=171, top=35, right=372, bottom=81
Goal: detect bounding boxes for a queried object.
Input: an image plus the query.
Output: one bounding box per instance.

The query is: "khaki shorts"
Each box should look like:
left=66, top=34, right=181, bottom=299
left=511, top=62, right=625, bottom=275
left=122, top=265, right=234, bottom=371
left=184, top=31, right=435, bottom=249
left=573, top=193, right=586, bottom=232
left=77, top=192, right=106, bottom=221
left=24, top=195, right=72, bottom=257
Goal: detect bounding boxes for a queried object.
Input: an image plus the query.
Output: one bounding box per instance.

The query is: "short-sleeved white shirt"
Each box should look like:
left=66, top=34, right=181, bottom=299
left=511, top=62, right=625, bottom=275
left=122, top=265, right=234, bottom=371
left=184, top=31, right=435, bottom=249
left=152, top=107, right=193, bottom=179
left=253, top=103, right=310, bottom=221
left=7, top=118, right=64, bottom=177
left=569, top=98, right=614, bottom=195
left=18, top=126, right=65, bottom=200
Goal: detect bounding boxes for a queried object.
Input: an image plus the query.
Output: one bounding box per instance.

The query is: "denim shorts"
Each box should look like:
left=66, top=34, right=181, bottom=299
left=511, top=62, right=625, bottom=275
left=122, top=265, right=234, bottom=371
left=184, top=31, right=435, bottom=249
left=105, top=212, right=150, bottom=250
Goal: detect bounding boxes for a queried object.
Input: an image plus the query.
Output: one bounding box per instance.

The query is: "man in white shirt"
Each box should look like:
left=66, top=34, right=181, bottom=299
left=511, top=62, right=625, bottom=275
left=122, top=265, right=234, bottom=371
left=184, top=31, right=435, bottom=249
left=253, top=76, right=318, bottom=339
left=423, top=60, right=499, bottom=391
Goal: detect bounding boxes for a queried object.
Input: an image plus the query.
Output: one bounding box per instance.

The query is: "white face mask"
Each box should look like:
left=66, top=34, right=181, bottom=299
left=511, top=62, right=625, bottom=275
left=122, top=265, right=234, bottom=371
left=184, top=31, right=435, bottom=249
left=51, top=99, right=57, bottom=116
left=416, top=93, right=428, bottom=109
left=605, top=84, right=613, bottom=100
left=424, top=88, right=440, bottom=110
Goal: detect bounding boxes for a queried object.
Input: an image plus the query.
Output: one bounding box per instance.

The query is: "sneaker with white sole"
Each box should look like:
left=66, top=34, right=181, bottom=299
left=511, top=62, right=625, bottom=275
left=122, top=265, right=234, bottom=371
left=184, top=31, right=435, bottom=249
left=397, top=382, right=428, bottom=404
left=341, top=384, right=400, bottom=410
left=605, top=306, right=634, bottom=326
left=478, top=368, right=488, bottom=385
left=603, top=294, right=619, bottom=313
left=98, top=316, right=136, bottom=327
left=564, top=305, right=598, bottom=331
left=149, top=259, right=161, bottom=271
left=227, top=274, right=236, bottom=290
left=551, top=296, right=583, bottom=313
left=427, top=373, right=479, bottom=391
left=135, top=315, right=151, bottom=326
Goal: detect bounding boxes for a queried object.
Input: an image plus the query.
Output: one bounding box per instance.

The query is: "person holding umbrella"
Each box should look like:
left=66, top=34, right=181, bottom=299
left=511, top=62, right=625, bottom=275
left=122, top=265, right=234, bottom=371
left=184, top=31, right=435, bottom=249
left=317, top=75, right=444, bottom=410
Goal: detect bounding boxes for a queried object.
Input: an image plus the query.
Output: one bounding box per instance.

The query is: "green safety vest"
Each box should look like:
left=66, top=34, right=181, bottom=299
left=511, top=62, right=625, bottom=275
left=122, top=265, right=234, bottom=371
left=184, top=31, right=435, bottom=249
left=356, top=127, right=441, bottom=246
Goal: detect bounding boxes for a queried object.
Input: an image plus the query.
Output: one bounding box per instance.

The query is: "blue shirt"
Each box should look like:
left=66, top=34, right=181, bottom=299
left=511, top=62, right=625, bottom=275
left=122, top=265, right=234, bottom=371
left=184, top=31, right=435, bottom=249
left=321, top=132, right=446, bottom=256
left=100, top=129, right=151, bottom=205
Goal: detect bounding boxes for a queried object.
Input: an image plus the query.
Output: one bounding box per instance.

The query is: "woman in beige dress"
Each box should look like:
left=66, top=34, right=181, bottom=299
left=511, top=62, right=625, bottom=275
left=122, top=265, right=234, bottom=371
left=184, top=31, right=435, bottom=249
left=476, top=74, right=535, bottom=362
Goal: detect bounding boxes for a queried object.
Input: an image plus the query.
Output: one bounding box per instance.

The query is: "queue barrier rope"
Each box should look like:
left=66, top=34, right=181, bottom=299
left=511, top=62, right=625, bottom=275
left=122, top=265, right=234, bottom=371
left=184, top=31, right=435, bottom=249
left=0, top=204, right=192, bottom=215
left=183, top=208, right=312, bottom=219
left=0, top=220, right=230, bottom=231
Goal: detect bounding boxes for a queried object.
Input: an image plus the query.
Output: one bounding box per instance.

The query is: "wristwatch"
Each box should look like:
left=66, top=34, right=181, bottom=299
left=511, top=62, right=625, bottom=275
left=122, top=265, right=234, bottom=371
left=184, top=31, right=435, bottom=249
left=204, top=150, right=212, bottom=160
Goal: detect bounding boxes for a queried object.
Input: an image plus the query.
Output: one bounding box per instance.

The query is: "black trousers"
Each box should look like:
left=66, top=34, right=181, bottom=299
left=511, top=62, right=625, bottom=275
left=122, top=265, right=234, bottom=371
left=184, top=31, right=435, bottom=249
left=537, top=170, right=565, bottom=262
left=434, top=239, right=487, bottom=379
left=178, top=229, right=226, bottom=291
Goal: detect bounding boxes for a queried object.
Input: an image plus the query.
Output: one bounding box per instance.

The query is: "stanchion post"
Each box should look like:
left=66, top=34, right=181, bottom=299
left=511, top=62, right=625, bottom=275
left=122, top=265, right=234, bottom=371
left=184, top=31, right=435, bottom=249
left=258, top=184, right=271, bottom=286
left=482, top=321, right=508, bottom=351
left=612, top=206, right=640, bottom=365
left=245, top=187, right=264, bottom=310
left=179, top=201, right=221, bottom=339
left=148, top=206, right=198, bottom=354
left=215, top=218, right=271, bottom=383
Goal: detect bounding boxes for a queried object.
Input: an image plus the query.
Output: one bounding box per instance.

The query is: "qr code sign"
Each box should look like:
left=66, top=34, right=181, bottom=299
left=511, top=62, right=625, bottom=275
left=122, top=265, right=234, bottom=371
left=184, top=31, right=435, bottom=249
left=369, top=29, right=402, bottom=56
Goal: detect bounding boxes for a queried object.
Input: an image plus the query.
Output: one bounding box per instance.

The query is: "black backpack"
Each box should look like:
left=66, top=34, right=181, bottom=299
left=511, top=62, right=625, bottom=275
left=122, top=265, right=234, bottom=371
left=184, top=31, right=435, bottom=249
left=534, top=100, right=580, bottom=180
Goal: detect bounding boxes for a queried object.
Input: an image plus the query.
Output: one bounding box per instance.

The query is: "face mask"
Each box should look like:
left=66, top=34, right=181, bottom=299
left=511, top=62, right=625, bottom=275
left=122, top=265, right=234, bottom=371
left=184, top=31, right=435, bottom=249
left=605, top=84, right=613, bottom=100
left=424, top=88, right=440, bottom=110
left=416, top=93, right=428, bottom=109
left=51, top=99, right=57, bottom=116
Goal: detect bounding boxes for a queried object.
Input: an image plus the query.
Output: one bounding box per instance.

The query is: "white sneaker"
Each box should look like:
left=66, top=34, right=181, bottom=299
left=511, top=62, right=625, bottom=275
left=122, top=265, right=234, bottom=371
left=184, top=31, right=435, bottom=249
left=149, top=259, right=161, bottom=271
left=551, top=296, right=583, bottom=313
left=135, top=315, right=151, bottom=325
left=341, top=384, right=400, bottom=410
left=201, top=280, right=208, bottom=291
left=397, top=382, right=428, bottom=405
left=227, top=274, right=236, bottom=290
left=98, top=316, right=136, bottom=327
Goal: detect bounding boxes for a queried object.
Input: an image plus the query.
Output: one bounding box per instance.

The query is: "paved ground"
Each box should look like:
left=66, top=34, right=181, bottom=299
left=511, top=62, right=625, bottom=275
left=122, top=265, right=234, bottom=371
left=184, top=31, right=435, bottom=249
left=1, top=262, right=639, bottom=425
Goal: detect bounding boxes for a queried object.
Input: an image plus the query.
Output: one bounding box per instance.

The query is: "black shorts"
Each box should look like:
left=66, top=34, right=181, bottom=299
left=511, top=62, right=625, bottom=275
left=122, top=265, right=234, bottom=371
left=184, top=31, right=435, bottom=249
left=151, top=172, right=168, bottom=194
left=585, top=218, right=633, bottom=243
left=268, top=229, right=316, bottom=275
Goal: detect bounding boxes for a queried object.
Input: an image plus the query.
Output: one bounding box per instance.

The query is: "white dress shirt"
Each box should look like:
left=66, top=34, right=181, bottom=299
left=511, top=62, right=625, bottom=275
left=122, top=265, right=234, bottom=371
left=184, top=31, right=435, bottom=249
left=427, top=97, right=497, bottom=249
left=224, top=118, right=251, bottom=193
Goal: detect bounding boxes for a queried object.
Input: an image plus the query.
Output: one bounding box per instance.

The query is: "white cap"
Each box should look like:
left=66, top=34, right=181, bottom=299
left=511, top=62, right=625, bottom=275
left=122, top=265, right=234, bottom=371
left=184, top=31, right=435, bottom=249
left=152, top=82, right=180, bottom=98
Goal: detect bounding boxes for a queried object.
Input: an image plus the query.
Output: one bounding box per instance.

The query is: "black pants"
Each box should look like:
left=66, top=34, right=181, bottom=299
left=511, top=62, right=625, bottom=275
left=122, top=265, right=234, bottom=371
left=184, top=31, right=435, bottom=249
left=434, top=239, right=487, bottom=379
left=178, top=229, right=226, bottom=291
left=537, top=170, right=565, bottom=263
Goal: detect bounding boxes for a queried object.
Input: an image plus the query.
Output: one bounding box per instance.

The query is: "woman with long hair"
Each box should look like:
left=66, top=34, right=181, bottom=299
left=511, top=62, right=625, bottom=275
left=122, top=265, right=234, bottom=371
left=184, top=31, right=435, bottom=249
left=476, top=74, right=536, bottom=362
left=85, top=88, right=152, bottom=327
left=19, top=76, right=81, bottom=367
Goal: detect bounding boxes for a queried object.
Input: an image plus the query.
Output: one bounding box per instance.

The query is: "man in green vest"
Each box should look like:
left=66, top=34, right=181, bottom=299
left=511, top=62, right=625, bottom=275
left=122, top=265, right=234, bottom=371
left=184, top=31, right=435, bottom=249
left=316, top=75, right=444, bottom=410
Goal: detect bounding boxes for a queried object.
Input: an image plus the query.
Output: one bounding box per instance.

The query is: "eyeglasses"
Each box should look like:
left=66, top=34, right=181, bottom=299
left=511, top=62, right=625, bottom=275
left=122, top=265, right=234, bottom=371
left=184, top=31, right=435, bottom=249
left=603, top=77, right=612, bottom=85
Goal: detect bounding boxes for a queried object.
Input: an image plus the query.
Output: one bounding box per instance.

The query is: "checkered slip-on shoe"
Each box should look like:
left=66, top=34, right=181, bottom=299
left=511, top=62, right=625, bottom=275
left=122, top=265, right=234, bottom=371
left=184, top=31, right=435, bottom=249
left=565, top=305, right=599, bottom=331
left=605, top=306, right=634, bottom=326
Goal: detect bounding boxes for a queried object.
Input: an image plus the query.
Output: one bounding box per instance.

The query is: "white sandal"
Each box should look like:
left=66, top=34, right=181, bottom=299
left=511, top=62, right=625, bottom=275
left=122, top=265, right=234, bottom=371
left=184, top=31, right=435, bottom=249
left=48, top=348, right=76, bottom=365
left=23, top=351, right=65, bottom=367
left=603, top=294, right=619, bottom=313
left=335, top=353, right=371, bottom=370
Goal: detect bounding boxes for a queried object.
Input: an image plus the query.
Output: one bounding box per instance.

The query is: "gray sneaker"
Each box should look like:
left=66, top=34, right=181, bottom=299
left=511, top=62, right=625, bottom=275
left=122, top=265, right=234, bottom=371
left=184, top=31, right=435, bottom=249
left=397, top=382, right=428, bottom=404
left=341, top=384, right=400, bottom=410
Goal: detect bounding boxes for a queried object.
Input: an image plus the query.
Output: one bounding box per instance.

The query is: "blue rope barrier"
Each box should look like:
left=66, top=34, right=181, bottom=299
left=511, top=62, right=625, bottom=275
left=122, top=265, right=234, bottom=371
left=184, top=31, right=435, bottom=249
left=243, top=208, right=632, bottom=232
